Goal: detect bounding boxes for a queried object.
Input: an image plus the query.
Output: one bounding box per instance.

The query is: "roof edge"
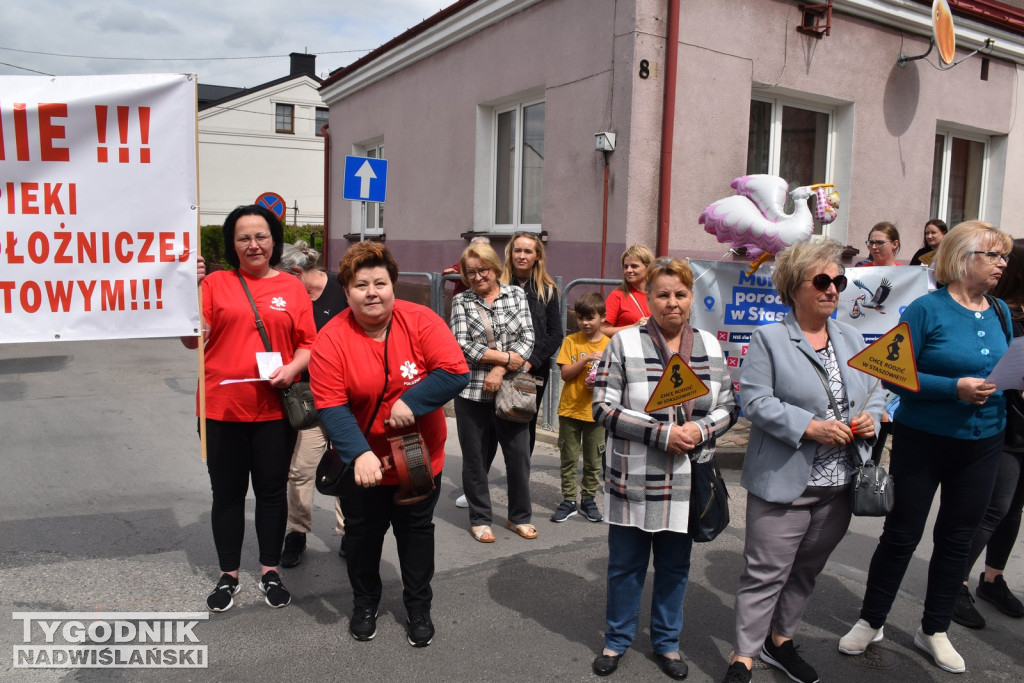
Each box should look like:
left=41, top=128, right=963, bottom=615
left=320, top=0, right=543, bottom=102
left=835, top=0, right=1024, bottom=64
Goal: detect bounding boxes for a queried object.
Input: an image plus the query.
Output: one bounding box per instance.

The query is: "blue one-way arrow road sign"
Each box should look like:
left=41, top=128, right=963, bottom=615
left=343, top=155, right=388, bottom=203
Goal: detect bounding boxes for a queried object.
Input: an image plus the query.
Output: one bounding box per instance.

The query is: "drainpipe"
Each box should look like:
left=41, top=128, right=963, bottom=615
left=656, top=0, right=681, bottom=257
left=600, top=152, right=610, bottom=291
left=322, top=122, right=330, bottom=270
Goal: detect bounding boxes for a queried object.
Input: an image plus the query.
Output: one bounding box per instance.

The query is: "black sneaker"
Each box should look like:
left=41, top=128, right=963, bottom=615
left=580, top=497, right=603, bottom=522
left=406, top=611, right=435, bottom=647
left=952, top=583, right=986, bottom=629
left=350, top=607, right=378, bottom=641
left=760, top=635, right=819, bottom=683
left=977, top=573, right=1024, bottom=618
left=722, top=661, right=752, bottom=683
left=258, top=570, right=291, bottom=608
left=207, top=574, right=240, bottom=613
left=550, top=500, right=577, bottom=522
left=280, top=531, right=306, bottom=568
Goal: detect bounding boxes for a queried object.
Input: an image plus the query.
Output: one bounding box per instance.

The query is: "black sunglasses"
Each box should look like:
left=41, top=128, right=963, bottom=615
left=806, top=273, right=848, bottom=292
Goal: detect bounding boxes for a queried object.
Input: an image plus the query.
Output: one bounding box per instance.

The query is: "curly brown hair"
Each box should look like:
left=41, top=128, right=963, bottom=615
left=337, top=241, right=399, bottom=287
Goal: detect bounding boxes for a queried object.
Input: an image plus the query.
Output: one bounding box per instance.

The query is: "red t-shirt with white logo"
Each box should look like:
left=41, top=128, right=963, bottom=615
left=199, top=269, right=316, bottom=421
left=309, top=299, right=468, bottom=484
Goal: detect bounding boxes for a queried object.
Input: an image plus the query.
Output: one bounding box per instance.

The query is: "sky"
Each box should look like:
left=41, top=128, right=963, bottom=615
left=1, top=0, right=456, bottom=87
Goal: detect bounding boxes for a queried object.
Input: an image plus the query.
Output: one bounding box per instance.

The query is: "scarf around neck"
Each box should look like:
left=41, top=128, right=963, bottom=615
left=645, top=317, right=696, bottom=422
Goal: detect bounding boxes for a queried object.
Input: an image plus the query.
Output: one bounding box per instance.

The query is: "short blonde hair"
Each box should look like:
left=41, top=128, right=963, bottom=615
left=772, top=236, right=845, bottom=308
left=619, top=244, right=655, bottom=294
left=933, top=221, right=1013, bottom=285
left=645, top=257, right=694, bottom=292
left=459, top=243, right=503, bottom=287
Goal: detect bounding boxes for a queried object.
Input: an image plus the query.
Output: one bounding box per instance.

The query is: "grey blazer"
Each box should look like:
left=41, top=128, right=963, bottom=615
left=739, top=314, right=884, bottom=504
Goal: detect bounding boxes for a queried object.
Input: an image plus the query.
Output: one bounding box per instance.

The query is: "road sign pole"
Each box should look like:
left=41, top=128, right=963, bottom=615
left=360, top=202, right=366, bottom=242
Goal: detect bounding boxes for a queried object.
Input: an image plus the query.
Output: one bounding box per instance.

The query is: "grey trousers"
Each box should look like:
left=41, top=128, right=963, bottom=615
left=455, top=396, right=533, bottom=526
left=733, top=485, right=852, bottom=657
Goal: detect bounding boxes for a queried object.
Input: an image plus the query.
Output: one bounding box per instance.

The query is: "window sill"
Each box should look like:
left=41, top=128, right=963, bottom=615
left=460, top=230, right=547, bottom=242
left=342, top=232, right=385, bottom=242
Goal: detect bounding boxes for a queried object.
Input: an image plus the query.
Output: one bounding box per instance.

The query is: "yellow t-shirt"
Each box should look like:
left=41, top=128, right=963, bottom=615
left=556, top=332, right=610, bottom=422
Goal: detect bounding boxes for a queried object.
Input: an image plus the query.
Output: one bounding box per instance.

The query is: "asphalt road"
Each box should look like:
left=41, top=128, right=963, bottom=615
left=0, top=337, right=1021, bottom=682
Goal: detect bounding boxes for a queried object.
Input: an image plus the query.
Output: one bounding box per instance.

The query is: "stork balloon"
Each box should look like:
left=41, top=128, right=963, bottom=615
left=699, top=175, right=839, bottom=272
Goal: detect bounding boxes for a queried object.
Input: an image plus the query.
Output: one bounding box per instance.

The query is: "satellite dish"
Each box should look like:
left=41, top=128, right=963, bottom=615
left=933, top=0, right=956, bottom=65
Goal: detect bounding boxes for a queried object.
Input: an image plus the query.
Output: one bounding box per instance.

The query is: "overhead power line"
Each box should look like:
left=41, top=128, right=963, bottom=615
left=0, top=46, right=373, bottom=62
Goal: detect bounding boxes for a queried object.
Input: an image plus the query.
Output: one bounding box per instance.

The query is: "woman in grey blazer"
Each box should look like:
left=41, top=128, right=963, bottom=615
left=721, top=237, right=883, bottom=683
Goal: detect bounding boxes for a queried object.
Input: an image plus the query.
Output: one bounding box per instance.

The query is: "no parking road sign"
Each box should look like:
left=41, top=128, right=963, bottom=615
left=343, top=156, right=388, bottom=203
left=255, top=191, right=286, bottom=221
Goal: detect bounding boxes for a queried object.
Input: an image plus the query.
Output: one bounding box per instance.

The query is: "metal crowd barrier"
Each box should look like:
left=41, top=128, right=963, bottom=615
left=397, top=271, right=620, bottom=436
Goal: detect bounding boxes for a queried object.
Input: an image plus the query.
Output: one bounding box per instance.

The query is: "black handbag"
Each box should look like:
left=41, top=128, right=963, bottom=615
left=807, top=353, right=894, bottom=517
left=315, top=442, right=346, bottom=496
left=688, top=455, right=730, bottom=542
left=236, top=271, right=319, bottom=430
left=849, top=460, right=894, bottom=516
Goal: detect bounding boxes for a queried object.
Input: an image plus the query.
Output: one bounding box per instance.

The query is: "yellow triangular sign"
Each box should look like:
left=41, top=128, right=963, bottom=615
left=847, top=321, right=920, bottom=392
left=644, top=353, right=710, bottom=413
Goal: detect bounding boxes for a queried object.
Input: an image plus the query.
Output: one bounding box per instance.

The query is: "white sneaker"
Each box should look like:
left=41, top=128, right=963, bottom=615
left=914, top=627, right=965, bottom=673
left=838, top=619, right=884, bottom=655
left=455, top=494, right=468, bottom=508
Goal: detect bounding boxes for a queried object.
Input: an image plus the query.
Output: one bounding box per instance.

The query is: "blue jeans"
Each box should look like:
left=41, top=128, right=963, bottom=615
left=860, top=422, right=1002, bottom=633
left=604, top=523, right=693, bottom=655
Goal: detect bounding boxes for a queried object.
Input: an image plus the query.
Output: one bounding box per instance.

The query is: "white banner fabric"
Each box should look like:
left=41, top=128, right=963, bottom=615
left=0, top=74, right=200, bottom=343
left=690, top=260, right=931, bottom=390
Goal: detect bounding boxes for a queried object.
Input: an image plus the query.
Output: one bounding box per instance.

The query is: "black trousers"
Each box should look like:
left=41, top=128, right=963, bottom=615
left=340, top=468, right=441, bottom=615
left=204, top=418, right=296, bottom=571
left=965, top=449, right=1024, bottom=577
left=860, top=422, right=1002, bottom=633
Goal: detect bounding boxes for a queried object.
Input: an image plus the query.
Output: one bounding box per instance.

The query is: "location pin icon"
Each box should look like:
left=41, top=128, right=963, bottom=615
left=704, top=296, right=714, bottom=311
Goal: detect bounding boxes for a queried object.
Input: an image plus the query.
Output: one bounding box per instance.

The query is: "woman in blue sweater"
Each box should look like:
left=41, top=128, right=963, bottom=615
left=839, top=221, right=1013, bottom=674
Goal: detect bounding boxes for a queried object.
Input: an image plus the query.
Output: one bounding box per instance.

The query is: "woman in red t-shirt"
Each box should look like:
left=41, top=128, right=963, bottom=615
left=602, top=244, right=654, bottom=337
left=181, top=205, right=316, bottom=613
left=309, top=242, right=469, bottom=647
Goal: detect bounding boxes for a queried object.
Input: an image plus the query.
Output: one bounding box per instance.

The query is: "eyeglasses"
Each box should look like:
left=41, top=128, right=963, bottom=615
left=865, top=240, right=892, bottom=248
left=972, top=251, right=1010, bottom=264
left=804, top=273, right=848, bottom=292
left=236, top=233, right=272, bottom=245
left=466, top=268, right=492, bottom=279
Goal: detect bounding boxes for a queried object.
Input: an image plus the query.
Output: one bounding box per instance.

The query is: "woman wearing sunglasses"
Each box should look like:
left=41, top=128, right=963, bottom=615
left=855, top=222, right=902, bottom=267
left=721, top=237, right=883, bottom=683
left=840, top=222, right=1013, bottom=674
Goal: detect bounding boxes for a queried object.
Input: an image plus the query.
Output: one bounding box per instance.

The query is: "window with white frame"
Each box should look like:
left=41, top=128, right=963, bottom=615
left=493, top=99, right=545, bottom=232
left=930, top=131, right=987, bottom=225
left=315, top=108, right=328, bottom=137
left=747, top=98, right=832, bottom=218
left=275, top=103, right=294, bottom=134
left=358, top=142, right=384, bottom=235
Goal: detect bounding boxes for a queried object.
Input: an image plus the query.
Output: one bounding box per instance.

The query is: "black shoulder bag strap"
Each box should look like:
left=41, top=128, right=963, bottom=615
left=985, top=294, right=1011, bottom=344
left=364, top=321, right=392, bottom=434
left=236, top=270, right=272, bottom=352
left=804, top=342, right=867, bottom=459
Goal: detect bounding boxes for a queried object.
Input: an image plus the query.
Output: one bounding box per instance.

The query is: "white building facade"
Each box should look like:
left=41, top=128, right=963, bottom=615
left=198, top=54, right=327, bottom=227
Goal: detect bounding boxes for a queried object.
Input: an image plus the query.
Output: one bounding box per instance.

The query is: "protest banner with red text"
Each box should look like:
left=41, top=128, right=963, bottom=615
left=0, top=74, right=200, bottom=343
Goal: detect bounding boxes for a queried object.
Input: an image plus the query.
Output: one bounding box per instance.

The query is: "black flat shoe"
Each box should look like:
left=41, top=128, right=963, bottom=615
left=656, top=653, right=689, bottom=680
left=592, top=652, right=622, bottom=676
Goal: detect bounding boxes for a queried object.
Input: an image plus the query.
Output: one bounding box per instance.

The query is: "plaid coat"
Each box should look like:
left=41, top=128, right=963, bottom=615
left=593, top=324, right=737, bottom=532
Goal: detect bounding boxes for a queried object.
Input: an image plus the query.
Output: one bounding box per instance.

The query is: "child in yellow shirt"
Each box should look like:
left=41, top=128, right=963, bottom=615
left=552, top=292, right=609, bottom=522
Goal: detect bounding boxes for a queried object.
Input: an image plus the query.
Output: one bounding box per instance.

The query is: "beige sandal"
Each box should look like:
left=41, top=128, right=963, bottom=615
left=471, top=525, right=496, bottom=543
left=506, top=521, right=538, bottom=539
